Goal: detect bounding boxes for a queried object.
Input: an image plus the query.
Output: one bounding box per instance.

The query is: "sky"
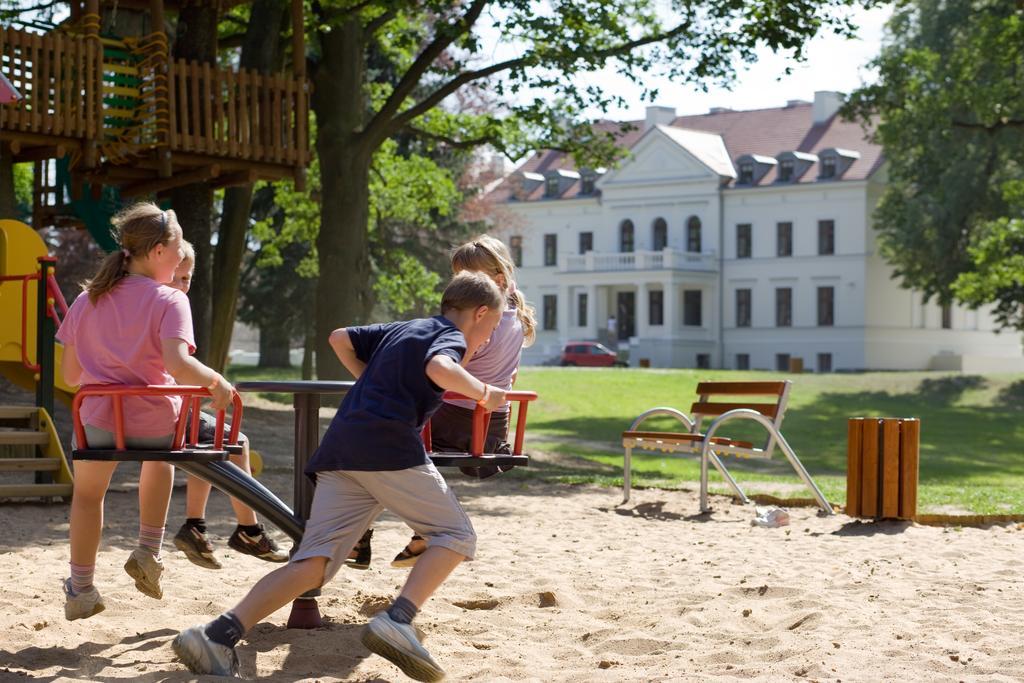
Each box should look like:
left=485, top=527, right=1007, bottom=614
left=507, top=4, right=894, bottom=122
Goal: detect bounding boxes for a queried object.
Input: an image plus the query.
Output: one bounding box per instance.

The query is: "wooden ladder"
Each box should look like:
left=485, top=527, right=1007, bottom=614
left=0, top=405, right=73, bottom=500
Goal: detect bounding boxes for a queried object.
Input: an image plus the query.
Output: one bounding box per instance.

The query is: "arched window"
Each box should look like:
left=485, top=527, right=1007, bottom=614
left=619, top=219, right=635, bottom=253
left=686, top=216, right=702, bottom=253
left=652, top=217, right=668, bottom=251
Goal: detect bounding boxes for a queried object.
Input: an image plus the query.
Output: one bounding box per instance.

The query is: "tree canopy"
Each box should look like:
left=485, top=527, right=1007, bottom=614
left=307, top=0, right=875, bottom=377
left=846, top=0, right=1024, bottom=323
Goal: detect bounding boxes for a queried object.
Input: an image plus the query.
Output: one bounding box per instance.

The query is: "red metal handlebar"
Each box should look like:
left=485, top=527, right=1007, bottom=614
left=434, top=390, right=538, bottom=456
left=72, top=385, right=243, bottom=452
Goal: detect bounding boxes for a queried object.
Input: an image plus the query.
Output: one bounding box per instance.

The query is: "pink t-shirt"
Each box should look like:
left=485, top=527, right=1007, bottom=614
left=56, top=275, right=196, bottom=437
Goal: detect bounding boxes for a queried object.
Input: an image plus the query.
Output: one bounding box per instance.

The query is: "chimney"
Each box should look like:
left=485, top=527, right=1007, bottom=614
left=645, top=105, right=676, bottom=130
left=708, top=106, right=734, bottom=114
left=813, top=91, right=843, bottom=124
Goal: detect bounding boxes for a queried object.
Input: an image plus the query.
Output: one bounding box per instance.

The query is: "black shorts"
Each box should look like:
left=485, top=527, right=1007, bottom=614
left=429, top=403, right=511, bottom=479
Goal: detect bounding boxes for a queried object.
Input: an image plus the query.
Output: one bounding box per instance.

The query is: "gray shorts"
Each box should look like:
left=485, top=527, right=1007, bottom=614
left=76, top=424, right=174, bottom=450
left=292, top=464, right=476, bottom=584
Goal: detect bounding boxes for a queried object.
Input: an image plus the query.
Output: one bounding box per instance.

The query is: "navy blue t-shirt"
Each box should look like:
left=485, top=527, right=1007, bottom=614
left=306, top=316, right=467, bottom=474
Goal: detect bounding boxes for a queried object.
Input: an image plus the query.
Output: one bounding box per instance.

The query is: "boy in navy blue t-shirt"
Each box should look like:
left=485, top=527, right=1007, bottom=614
left=173, top=271, right=508, bottom=681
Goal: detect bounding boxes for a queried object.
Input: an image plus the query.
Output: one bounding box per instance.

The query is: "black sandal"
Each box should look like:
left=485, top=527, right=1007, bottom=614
left=390, top=535, right=425, bottom=568
left=345, top=528, right=373, bottom=570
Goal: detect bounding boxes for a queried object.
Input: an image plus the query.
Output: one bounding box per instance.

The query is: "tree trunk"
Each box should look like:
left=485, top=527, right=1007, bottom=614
left=170, top=4, right=218, bottom=364
left=209, top=0, right=289, bottom=372
left=312, top=16, right=373, bottom=379
left=258, top=323, right=293, bottom=367
left=0, top=144, right=17, bottom=218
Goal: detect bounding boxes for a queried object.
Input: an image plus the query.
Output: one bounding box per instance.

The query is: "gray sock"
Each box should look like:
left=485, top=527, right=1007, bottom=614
left=387, top=596, right=418, bottom=625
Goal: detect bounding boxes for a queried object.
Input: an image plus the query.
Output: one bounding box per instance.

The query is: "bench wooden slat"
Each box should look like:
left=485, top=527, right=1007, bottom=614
left=695, top=381, right=788, bottom=396
left=621, top=431, right=754, bottom=449
left=690, top=402, right=779, bottom=418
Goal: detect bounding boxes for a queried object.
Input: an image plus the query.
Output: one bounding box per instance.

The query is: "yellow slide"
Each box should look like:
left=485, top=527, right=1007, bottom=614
left=0, top=219, right=77, bottom=404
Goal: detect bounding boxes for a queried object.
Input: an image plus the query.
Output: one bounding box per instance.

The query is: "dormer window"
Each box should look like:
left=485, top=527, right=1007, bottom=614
left=580, top=174, right=595, bottom=194
left=544, top=175, right=559, bottom=197
left=738, top=162, right=754, bottom=185
left=733, top=154, right=776, bottom=186
left=774, top=151, right=818, bottom=183
left=778, top=160, right=794, bottom=182
left=820, top=156, right=836, bottom=179
left=816, top=148, right=860, bottom=180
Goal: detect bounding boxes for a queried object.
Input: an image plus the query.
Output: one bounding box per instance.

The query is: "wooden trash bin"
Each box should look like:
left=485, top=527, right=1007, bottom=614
left=846, top=418, right=920, bottom=520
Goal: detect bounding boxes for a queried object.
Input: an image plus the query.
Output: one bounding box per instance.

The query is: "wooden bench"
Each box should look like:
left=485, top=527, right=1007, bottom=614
left=622, top=380, right=833, bottom=514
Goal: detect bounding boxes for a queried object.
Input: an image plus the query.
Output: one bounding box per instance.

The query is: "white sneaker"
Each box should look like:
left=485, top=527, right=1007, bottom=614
left=172, top=625, right=239, bottom=677
left=63, top=578, right=105, bottom=621
left=124, top=548, right=164, bottom=599
left=361, top=612, right=445, bottom=682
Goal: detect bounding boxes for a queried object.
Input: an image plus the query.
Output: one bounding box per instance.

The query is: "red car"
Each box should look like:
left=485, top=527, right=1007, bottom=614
left=560, top=341, right=626, bottom=367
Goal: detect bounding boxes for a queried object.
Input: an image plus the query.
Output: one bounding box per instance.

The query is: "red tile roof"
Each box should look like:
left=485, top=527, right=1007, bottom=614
left=491, top=102, right=883, bottom=201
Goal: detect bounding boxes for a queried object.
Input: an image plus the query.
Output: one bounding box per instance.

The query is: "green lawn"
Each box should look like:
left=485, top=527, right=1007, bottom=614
left=514, top=367, right=1024, bottom=515
left=226, top=364, right=1024, bottom=515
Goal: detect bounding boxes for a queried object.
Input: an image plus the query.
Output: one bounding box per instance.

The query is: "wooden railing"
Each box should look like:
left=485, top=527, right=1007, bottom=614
left=0, top=26, right=308, bottom=169
left=167, top=57, right=309, bottom=166
left=0, top=26, right=100, bottom=139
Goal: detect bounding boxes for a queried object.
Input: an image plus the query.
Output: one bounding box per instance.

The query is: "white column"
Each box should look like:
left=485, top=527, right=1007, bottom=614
left=664, top=280, right=679, bottom=333
left=637, top=283, right=651, bottom=340
left=586, top=284, right=598, bottom=339
left=558, top=285, right=572, bottom=345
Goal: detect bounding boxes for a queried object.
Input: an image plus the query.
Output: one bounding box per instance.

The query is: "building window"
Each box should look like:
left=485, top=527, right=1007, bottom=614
left=817, top=286, right=834, bottom=326
left=735, top=288, right=751, bottom=327
left=818, top=220, right=835, bottom=255
left=941, top=304, right=952, bottom=329
left=738, top=162, right=754, bottom=185
left=736, top=224, right=752, bottom=258
left=544, top=175, right=559, bottom=197
left=683, top=290, right=702, bottom=326
left=696, top=353, right=711, bottom=369
left=619, top=219, right=634, bottom=253
left=580, top=174, right=596, bottom=194
left=509, top=235, right=522, bottom=267
left=820, top=156, right=836, bottom=179
left=649, top=289, right=664, bottom=326
left=817, top=353, right=833, bottom=373
left=776, top=353, right=791, bottom=372
left=579, top=231, right=593, bottom=255
left=775, top=287, right=792, bottom=327
left=736, top=353, right=750, bottom=370
left=544, top=234, right=557, bottom=266
left=543, top=295, right=557, bottom=330
left=687, top=216, right=702, bottom=253
left=652, top=218, right=668, bottom=251
left=577, top=292, right=588, bottom=327
left=778, top=159, right=794, bottom=182
left=776, top=222, right=793, bottom=257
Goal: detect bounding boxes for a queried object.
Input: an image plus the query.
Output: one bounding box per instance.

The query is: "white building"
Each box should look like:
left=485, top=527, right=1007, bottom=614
left=490, top=92, right=1024, bottom=372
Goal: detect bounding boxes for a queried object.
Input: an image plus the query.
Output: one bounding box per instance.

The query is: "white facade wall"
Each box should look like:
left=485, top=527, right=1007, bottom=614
left=501, top=129, right=1024, bottom=371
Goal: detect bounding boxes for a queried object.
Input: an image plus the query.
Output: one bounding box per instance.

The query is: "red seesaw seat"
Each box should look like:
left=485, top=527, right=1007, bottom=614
left=71, top=384, right=243, bottom=461
left=71, top=385, right=304, bottom=544
left=422, top=390, right=537, bottom=469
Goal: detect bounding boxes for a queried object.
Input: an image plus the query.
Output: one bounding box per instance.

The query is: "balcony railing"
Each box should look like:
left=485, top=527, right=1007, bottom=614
left=561, top=248, right=717, bottom=273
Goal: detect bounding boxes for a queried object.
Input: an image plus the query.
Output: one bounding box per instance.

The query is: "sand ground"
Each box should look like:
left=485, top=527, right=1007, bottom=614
left=1, top=392, right=1023, bottom=682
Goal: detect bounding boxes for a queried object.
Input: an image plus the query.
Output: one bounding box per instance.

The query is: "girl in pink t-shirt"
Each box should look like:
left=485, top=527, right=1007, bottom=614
left=56, top=202, right=236, bottom=621
left=349, top=235, right=537, bottom=570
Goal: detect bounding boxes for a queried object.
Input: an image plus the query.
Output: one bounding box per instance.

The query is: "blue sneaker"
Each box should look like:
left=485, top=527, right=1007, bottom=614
left=361, top=611, right=445, bottom=682
left=172, top=625, right=239, bottom=677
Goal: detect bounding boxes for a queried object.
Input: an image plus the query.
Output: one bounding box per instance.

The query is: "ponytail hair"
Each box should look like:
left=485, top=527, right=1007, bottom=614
left=83, top=203, right=180, bottom=304
left=450, top=234, right=537, bottom=347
